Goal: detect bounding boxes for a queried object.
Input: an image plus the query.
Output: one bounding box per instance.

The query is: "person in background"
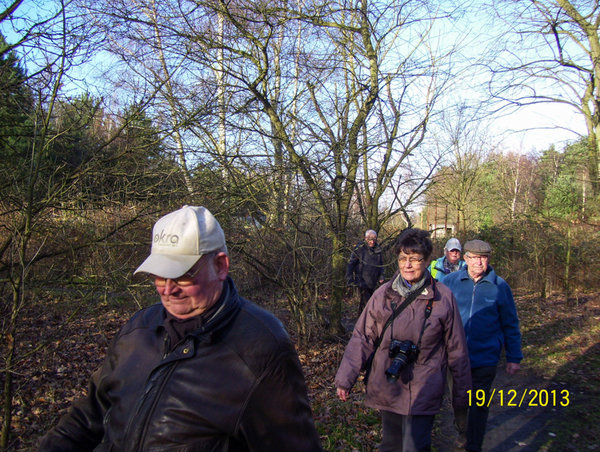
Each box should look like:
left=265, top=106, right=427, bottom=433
left=428, top=237, right=465, bottom=283
left=336, top=229, right=471, bottom=452
left=37, top=205, right=323, bottom=452
left=346, top=229, right=385, bottom=315
left=443, top=239, right=523, bottom=452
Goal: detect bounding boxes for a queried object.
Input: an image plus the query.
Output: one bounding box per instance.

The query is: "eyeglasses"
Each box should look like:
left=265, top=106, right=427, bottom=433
left=147, top=254, right=213, bottom=287
left=398, top=256, right=425, bottom=264
left=465, top=254, right=489, bottom=262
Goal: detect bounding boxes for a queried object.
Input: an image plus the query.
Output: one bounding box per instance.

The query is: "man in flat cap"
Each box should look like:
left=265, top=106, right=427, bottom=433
left=428, top=237, right=465, bottom=283
left=38, top=206, right=324, bottom=452
left=444, top=239, right=523, bottom=452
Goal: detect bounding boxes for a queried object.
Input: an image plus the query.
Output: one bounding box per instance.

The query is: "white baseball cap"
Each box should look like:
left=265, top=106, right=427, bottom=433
left=444, top=238, right=462, bottom=252
left=134, top=206, right=226, bottom=278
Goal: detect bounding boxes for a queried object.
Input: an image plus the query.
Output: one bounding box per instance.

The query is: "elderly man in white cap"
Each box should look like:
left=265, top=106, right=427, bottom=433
left=38, top=206, right=324, bottom=452
left=428, top=237, right=465, bottom=283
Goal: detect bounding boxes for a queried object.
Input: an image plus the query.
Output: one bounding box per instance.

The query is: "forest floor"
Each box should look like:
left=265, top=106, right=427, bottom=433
left=1, top=289, right=599, bottom=451
left=306, top=289, right=600, bottom=452
left=433, top=366, right=574, bottom=452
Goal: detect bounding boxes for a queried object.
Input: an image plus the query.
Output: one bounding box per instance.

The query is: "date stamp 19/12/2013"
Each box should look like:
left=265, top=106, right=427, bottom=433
left=467, top=389, right=570, bottom=407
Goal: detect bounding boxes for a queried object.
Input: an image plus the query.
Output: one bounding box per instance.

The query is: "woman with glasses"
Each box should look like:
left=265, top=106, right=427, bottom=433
left=335, top=228, right=471, bottom=452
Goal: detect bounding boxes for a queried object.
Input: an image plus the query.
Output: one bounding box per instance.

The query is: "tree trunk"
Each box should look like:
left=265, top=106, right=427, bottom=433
left=1, top=280, right=20, bottom=452
left=565, top=223, right=572, bottom=305
left=1, top=362, right=13, bottom=452
left=328, top=235, right=346, bottom=335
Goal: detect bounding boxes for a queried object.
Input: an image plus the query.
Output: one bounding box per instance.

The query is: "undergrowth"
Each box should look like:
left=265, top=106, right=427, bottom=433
left=1, top=290, right=598, bottom=451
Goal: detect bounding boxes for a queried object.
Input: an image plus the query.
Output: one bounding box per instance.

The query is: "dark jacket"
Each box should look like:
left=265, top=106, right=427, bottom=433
left=38, top=277, right=323, bottom=452
left=346, top=242, right=385, bottom=290
left=335, top=271, right=471, bottom=415
left=443, top=266, right=523, bottom=368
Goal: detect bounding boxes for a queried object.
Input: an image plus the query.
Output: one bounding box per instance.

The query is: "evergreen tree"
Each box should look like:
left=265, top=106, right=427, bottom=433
left=0, top=33, right=32, bottom=174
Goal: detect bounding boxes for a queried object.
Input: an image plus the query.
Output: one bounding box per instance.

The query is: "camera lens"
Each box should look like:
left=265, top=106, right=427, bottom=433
left=385, top=355, right=409, bottom=383
left=385, top=339, right=418, bottom=384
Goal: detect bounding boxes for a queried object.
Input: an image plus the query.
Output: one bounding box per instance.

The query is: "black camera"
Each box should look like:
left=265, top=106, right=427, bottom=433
left=385, top=339, right=419, bottom=384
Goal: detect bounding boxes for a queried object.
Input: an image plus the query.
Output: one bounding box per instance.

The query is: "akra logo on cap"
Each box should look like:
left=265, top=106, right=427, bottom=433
left=154, top=229, right=179, bottom=246
left=134, top=206, right=226, bottom=279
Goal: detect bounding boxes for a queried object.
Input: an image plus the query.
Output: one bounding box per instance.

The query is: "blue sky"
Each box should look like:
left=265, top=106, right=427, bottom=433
left=494, top=102, right=586, bottom=154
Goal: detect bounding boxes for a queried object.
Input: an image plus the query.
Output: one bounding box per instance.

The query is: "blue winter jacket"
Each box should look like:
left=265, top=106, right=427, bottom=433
left=443, top=266, right=523, bottom=368
left=428, top=256, right=465, bottom=283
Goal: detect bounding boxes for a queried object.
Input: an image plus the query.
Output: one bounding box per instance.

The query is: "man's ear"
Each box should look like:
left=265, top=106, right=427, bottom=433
left=214, top=252, right=230, bottom=281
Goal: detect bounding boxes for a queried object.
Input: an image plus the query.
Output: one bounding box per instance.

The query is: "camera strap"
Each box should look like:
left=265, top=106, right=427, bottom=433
left=371, top=278, right=431, bottom=358
left=361, top=284, right=423, bottom=380
left=416, top=297, right=435, bottom=350
left=361, top=277, right=435, bottom=385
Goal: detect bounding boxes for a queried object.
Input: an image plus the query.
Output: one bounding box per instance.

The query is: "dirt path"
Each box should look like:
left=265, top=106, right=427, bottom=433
left=432, top=364, right=570, bottom=452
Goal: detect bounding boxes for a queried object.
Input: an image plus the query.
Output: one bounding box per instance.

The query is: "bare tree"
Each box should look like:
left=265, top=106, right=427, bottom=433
left=78, top=0, right=206, bottom=194
left=0, top=2, right=187, bottom=447
left=79, top=0, right=472, bottom=334
left=427, top=107, right=499, bottom=233
left=488, top=0, right=600, bottom=198
left=484, top=152, right=538, bottom=222
left=193, top=0, right=468, bottom=332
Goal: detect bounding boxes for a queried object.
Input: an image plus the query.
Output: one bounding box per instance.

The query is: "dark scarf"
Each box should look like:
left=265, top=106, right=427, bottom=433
left=163, top=281, right=227, bottom=350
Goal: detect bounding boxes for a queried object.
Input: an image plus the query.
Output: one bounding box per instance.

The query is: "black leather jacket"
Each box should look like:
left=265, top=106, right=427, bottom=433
left=346, top=242, right=385, bottom=290
left=38, top=277, right=323, bottom=452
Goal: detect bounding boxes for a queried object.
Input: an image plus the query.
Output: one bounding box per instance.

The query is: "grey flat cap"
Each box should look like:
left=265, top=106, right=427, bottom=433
left=464, top=239, right=492, bottom=256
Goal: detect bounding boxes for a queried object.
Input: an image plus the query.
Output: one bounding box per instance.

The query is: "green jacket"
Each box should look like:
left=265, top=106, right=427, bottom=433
left=428, top=256, right=465, bottom=283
